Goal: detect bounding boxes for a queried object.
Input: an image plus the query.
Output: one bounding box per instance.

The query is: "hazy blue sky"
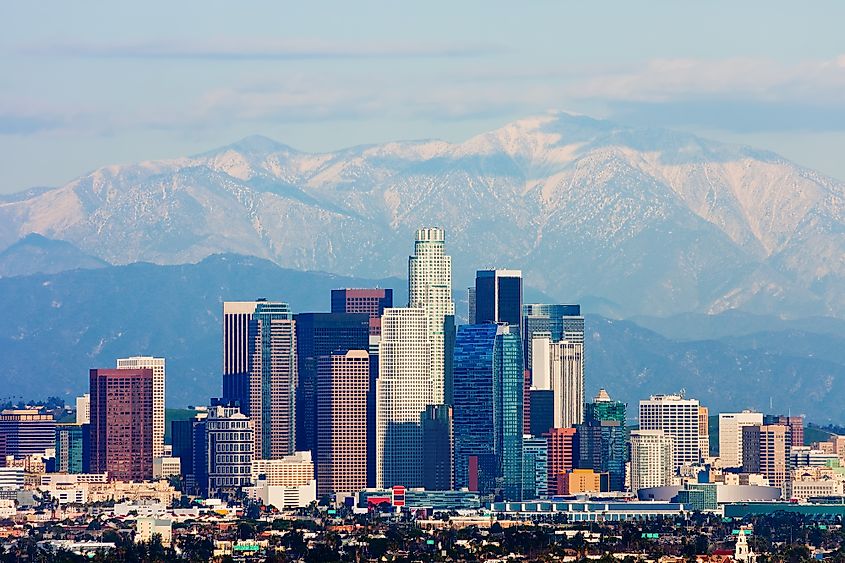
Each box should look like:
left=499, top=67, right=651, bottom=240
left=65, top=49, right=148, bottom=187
left=2, top=1, right=845, bottom=192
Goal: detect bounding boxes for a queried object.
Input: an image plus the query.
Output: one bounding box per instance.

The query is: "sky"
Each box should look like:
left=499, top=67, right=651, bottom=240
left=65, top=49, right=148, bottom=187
left=2, top=1, right=845, bottom=192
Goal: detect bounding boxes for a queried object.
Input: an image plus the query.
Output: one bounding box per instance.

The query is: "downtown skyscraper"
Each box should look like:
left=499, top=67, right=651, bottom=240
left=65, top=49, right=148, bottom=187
left=523, top=304, right=584, bottom=367
left=474, top=269, right=523, bottom=332
left=222, top=300, right=299, bottom=460
left=639, top=394, right=701, bottom=470
left=116, top=356, right=165, bottom=460
left=89, top=368, right=153, bottom=481
left=375, top=307, right=430, bottom=488
left=453, top=323, right=524, bottom=500
left=316, top=350, right=371, bottom=497
left=222, top=300, right=262, bottom=411
left=294, top=312, right=369, bottom=455
left=408, top=227, right=454, bottom=404
left=250, top=300, right=298, bottom=460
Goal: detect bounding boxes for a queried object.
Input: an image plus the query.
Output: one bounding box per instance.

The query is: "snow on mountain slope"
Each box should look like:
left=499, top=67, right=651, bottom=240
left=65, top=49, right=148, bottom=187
left=1, top=111, right=843, bottom=317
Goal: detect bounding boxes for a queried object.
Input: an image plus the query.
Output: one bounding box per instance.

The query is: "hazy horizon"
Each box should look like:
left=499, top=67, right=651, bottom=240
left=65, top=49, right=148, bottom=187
left=2, top=1, right=845, bottom=192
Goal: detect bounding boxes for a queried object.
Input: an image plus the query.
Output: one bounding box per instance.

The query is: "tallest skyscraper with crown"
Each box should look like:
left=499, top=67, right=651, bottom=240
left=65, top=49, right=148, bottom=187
left=408, top=227, right=455, bottom=404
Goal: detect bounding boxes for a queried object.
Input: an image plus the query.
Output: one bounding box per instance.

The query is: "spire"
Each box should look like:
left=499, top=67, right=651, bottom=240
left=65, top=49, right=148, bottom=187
left=594, top=388, right=611, bottom=402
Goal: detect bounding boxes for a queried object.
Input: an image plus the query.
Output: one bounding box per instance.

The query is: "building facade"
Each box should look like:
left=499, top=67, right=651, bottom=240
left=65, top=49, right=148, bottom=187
left=550, top=340, right=584, bottom=428
left=408, top=227, right=454, bottom=405
left=0, top=409, right=55, bottom=458
left=453, top=324, right=498, bottom=494
left=89, top=368, right=153, bottom=481
left=639, top=394, right=701, bottom=470
left=295, top=313, right=370, bottom=455
left=222, top=301, right=260, bottom=412
left=249, top=451, right=316, bottom=509
left=375, top=307, right=431, bottom=488
left=474, top=269, right=523, bottom=332
left=453, top=323, right=523, bottom=500
left=522, top=436, right=548, bottom=500
left=75, top=394, right=90, bottom=425
left=421, top=404, right=453, bottom=491
left=55, top=424, right=84, bottom=474
left=249, top=300, right=298, bottom=459
left=522, top=304, right=583, bottom=369
left=630, top=430, right=674, bottom=492
left=545, top=427, right=578, bottom=496
left=330, top=288, right=393, bottom=336
left=719, top=411, right=763, bottom=468
left=743, top=424, right=788, bottom=492
left=116, top=356, right=165, bottom=460
left=498, top=327, right=524, bottom=501
left=205, top=403, right=254, bottom=497
left=316, top=350, right=370, bottom=497
left=576, top=419, right=627, bottom=492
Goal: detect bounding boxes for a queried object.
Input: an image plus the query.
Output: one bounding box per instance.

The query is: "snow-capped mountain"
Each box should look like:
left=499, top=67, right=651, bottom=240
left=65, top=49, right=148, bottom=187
left=2, top=112, right=843, bottom=317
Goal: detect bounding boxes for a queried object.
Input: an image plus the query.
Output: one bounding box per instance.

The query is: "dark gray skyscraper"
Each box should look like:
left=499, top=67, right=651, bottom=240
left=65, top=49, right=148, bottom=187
left=294, top=312, right=370, bottom=455
left=474, top=269, right=523, bottom=333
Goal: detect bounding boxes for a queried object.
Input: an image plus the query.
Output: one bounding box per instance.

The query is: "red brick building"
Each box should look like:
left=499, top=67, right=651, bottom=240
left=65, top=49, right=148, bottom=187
left=544, top=427, right=578, bottom=495
left=89, top=368, right=153, bottom=481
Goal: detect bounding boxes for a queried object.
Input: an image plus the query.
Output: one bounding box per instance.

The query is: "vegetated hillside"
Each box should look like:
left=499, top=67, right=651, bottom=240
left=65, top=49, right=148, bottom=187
left=0, top=233, right=108, bottom=278
left=0, top=254, right=404, bottom=406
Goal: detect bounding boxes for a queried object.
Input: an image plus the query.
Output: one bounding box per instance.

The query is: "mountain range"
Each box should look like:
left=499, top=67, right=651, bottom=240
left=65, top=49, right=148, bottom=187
left=1, top=112, right=843, bottom=319
left=1, top=253, right=843, bottom=423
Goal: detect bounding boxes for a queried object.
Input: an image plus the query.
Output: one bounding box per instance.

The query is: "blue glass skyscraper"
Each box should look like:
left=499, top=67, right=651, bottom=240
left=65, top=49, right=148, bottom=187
left=453, top=324, right=498, bottom=495
left=496, top=328, right=524, bottom=501
left=453, top=323, right=523, bottom=501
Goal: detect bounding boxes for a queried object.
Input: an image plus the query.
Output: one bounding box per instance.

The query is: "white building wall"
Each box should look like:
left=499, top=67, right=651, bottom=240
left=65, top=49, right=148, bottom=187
left=530, top=334, right=552, bottom=390
left=639, top=395, right=701, bottom=470
left=630, top=430, right=674, bottom=491
left=719, top=411, right=763, bottom=468
left=376, top=308, right=431, bottom=489
left=550, top=340, right=584, bottom=428
left=408, top=227, right=454, bottom=405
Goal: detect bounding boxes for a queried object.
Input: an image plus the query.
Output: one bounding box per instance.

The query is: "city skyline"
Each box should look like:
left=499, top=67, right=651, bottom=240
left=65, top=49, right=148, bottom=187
left=2, top=4, right=843, bottom=557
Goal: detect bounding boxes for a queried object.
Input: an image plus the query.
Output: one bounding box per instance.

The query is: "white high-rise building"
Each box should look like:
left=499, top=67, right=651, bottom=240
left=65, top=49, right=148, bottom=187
left=75, top=394, right=90, bottom=425
left=530, top=333, right=552, bottom=390
left=205, top=403, right=254, bottom=497
left=630, top=430, right=674, bottom=491
left=408, top=227, right=454, bottom=404
left=530, top=337, right=584, bottom=427
left=719, top=411, right=762, bottom=468
left=551, top=341, right=584, bottom=428
left=376, top=307, right=431, bottom=488
left=639, top=394, right=701, bottom=470
left=117, top=356, right=165, bottom=459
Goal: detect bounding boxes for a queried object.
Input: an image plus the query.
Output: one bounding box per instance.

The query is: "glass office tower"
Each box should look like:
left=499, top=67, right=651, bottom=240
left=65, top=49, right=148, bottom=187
left=453, top=323, right=523, bottom=501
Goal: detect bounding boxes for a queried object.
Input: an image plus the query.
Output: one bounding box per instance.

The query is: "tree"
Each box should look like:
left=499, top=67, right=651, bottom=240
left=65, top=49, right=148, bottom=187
left=180, top=534, right=213, bottom=562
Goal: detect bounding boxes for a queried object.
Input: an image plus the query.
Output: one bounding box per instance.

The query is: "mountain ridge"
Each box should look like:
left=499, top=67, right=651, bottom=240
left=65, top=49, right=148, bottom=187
left=1, top=111, right=843, bottom=318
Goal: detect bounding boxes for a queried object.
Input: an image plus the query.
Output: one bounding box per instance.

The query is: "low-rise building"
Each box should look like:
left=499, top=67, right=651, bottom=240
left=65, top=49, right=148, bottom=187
left=559, top=469, right=606, bottom=494
left=0, top=467, right=25, bottom=489
left=247, top=451, right=317, bottom=508
left=153, top=456, right=181, bottom=480
left=136, top=517, right=172, bottom=547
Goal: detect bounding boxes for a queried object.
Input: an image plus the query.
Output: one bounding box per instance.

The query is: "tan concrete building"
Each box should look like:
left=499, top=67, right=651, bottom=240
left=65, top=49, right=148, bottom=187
left=316, top=350, right=370, bottom=497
